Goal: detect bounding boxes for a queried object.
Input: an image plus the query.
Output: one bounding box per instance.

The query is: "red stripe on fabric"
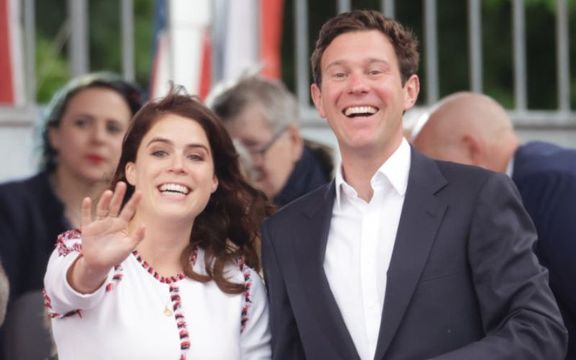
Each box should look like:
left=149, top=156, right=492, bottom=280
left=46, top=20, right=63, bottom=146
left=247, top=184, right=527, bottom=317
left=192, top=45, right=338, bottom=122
left=260, top=0, right=283, bottom=79
left=198, top=29, right=212, bottom=100
left=0, top=0, right=15, bottom=103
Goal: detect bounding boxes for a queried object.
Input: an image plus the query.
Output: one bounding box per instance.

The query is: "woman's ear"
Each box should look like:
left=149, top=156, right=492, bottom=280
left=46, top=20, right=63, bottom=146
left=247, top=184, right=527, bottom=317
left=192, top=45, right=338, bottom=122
left=125, top=162, right=136, bottom=186
left=48, top=127, right=61, bottom=151
left=211, top=176, right=218, bottom=194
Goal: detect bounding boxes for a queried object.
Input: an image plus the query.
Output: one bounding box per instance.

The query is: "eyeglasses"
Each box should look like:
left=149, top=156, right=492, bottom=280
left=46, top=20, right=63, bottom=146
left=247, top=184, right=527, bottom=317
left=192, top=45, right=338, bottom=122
left=249, top=126, right=288, bottom=159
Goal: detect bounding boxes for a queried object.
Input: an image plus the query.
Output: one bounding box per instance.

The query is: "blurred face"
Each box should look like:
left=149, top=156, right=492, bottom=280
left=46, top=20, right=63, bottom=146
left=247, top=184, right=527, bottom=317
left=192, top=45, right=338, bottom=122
left=224, top=104, right=300, bottom=199
left=49, top=87, right=132, bottom=183
left=311, top=30, right=419, bottom=159
left=125, top=114, right=218, bottom=222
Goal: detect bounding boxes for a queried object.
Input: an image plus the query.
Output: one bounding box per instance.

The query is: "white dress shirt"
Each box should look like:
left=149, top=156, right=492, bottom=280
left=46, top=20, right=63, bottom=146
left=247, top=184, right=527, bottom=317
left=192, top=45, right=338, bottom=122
left=324, top=139, right=410, bottom=360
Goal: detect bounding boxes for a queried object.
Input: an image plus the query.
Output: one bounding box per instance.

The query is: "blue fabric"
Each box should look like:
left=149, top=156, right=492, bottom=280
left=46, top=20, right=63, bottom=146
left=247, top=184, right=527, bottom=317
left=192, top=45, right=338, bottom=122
left=513, top=141, right=576, bottom=359
left=273, top=145, right=331, bottom=207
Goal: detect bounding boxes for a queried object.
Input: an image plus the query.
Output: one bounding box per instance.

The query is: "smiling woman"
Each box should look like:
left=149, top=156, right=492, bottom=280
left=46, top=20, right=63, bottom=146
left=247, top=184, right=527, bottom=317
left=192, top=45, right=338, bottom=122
left=43, top=88, right=272, bottom=359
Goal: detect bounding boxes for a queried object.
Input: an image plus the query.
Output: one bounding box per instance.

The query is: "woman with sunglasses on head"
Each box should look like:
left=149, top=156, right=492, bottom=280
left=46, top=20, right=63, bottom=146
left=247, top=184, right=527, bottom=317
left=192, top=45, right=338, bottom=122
left=44, top=89, right=272, bottom=359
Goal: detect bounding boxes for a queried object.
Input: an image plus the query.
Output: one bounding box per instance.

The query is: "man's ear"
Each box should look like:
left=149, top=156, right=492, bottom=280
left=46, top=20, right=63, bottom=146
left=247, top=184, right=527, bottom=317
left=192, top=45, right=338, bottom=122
left=286, top=124, right=304, bottom=161
left=462, top=134, right=483, bottom=166
left=403, top=74, right=420, bottom=111
left=125, top=162, right=136, bottom=186
left=310, top=83, right=326, bottom=118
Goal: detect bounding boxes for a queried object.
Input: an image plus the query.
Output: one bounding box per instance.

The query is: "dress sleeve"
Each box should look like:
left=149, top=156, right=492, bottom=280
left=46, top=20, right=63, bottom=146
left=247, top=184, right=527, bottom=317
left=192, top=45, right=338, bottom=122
left=239, top=266, right=272, bottom=359
left=43, top=230, right=110, bottom=319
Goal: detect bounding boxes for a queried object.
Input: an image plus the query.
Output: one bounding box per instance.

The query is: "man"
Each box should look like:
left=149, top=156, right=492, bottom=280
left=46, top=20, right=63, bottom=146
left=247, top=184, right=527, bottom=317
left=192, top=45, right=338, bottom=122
left=413, top=91, right=576, bottom=359
left=261, top=10, right=567, bottom=360
left=209, top=75, right=333, bottom=206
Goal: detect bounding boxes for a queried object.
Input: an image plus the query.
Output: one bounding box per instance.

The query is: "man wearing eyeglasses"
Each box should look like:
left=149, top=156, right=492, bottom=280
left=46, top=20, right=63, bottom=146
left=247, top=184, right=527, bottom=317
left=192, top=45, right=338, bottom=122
left=209, top=75, right=334, bottom=206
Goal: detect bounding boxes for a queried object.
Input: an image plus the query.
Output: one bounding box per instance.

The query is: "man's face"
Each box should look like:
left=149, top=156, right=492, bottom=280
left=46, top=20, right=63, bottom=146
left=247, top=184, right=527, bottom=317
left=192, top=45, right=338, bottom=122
left=311, top=30, right=419, bottom=159
left=225, top=104, right=300, bottom=200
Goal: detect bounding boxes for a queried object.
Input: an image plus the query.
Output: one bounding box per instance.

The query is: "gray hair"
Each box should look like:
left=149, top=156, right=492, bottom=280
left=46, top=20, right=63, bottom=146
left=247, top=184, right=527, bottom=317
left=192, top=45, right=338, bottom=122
left=208, top=75, right=299, bottom=133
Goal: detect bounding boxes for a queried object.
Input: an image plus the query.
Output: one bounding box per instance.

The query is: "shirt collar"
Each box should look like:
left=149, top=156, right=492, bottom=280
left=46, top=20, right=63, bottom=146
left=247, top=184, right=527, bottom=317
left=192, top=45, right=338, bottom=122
left=335, top=138, right=411, bottom=207
left=506, top=155, right=514, bottom=177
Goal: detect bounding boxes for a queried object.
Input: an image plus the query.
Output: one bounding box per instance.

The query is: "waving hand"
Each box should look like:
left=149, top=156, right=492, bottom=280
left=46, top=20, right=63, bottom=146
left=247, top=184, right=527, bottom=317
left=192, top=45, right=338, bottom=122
left=69, top=181, right=145, bottom=293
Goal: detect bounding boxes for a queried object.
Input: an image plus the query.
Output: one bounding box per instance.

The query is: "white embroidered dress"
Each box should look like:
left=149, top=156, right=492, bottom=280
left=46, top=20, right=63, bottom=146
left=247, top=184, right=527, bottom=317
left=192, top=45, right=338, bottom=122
left=43, top=230, right=271, bottom=360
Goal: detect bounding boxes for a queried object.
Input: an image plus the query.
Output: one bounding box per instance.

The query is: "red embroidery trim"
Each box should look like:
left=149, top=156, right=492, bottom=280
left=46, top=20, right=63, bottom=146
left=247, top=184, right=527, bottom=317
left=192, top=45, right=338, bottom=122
left=132, top=249, right=190, bottom=284
left=55, top=229, right=82, bottom=256
left=238, top=258, right=253, bottom=334
left=42, top=289, right=82, bottom=319
left=131, top=247, right=198, bottom=359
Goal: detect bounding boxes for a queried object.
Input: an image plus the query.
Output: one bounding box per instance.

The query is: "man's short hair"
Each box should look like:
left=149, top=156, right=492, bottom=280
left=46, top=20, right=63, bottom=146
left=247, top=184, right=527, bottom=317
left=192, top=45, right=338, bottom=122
left=310, top=9, right=419, bottom=85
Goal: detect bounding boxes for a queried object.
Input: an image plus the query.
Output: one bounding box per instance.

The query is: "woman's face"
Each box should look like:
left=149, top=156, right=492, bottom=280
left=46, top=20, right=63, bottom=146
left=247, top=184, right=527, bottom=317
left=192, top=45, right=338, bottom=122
left=49, top=87, right=132, bottom=183
left=125, top=114, right=219, bottom=222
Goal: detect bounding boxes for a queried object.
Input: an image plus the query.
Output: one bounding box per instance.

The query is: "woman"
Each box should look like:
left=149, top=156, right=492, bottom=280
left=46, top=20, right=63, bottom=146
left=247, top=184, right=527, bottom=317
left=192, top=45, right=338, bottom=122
left=0, top=72, right=143, bottom=301
left=44, top=90, right=272, bottom=359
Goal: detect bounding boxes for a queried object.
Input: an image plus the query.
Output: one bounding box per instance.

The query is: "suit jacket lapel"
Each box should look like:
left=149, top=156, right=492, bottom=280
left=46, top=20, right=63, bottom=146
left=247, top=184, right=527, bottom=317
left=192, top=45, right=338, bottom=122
left=293, top=182, right=361, bottom=360
left=374, top=150, right=448, bottom=360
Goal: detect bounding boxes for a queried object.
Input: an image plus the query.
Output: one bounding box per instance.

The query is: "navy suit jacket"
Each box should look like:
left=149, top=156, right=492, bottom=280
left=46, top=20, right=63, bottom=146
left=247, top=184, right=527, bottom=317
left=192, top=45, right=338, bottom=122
left=262, top=149, right=567, bottom=359
left=513, top=141, right=576, bottom=359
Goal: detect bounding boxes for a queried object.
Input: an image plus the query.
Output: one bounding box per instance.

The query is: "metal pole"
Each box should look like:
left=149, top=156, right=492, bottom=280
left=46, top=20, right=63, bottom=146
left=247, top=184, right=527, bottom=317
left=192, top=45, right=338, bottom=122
left=512, top=0, right=527, bottom=111
left=337, top=0, right=351, bottom=13
left=67, top=0, right=89, bottom=76
left=121, top=0, right=135, bottom=81
left=468, top=0, right=482, bottom=93
left=424, top=0, right=439, bottom=105
left=294, top=0, right=309, bottom=106
left=556, top=0, right=570, bottom=112
left=382, top=0, right=395, bottom=18
left=23, top=0, right=36, bottom=103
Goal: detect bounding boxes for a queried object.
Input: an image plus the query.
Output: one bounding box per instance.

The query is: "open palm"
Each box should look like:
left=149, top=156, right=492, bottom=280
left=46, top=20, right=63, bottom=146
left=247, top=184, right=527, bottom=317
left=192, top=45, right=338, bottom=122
left=80, top=181, right=145, bottom=273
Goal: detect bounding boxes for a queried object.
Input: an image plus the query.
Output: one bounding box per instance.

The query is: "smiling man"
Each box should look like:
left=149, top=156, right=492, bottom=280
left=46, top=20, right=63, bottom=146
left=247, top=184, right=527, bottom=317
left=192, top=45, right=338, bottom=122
left=261, top=9, right=567, bottom=360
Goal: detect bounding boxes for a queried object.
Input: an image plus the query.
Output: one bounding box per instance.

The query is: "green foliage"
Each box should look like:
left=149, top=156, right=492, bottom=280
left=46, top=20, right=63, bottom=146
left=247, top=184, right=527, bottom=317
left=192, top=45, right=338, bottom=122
left=35, top=37, right=69, bottom=103
left=33, top=0, right=575, bottom=110
left=34, top=0, right=154, bottom=103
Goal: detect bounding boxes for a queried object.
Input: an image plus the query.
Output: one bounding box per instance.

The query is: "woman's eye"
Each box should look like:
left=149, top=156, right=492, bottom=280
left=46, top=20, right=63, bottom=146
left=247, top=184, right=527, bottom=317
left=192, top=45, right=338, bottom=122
left=73, top=118, right=89, bottom=128
left=187, top=153, right=204, bottom=161
left=151, top=150, right=168, bottom=158
left=106, top=122, right=124, bottom=135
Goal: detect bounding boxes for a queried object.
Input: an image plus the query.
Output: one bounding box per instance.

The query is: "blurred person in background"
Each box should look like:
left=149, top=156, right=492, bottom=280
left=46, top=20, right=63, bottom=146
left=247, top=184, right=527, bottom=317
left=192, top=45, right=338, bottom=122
left=208, top=75, right=333, bottom=207
left=412, top=91, right=576, bottom=359
left=0, top=72, right=143, bottom=360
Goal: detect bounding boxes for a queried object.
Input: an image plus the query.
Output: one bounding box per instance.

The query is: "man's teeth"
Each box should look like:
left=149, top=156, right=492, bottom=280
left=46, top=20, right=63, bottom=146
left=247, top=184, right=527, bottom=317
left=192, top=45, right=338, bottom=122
left=344, top=106, right=377, bottom=117
left=159, top=183, right=190, bottom=194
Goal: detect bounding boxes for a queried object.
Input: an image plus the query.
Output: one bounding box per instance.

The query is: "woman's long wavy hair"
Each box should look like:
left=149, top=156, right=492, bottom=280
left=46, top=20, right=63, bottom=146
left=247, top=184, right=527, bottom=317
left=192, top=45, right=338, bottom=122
left=110, top=87, right=272, bottom=294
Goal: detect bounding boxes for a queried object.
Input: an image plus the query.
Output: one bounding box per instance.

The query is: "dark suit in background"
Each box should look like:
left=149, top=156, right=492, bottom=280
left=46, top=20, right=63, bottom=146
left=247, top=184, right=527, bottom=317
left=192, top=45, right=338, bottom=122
left=513, top=141, right=576, bottom=359
left=0, top=171, right=65, bottom=360
left=263, top=149, right=567, bottom=359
